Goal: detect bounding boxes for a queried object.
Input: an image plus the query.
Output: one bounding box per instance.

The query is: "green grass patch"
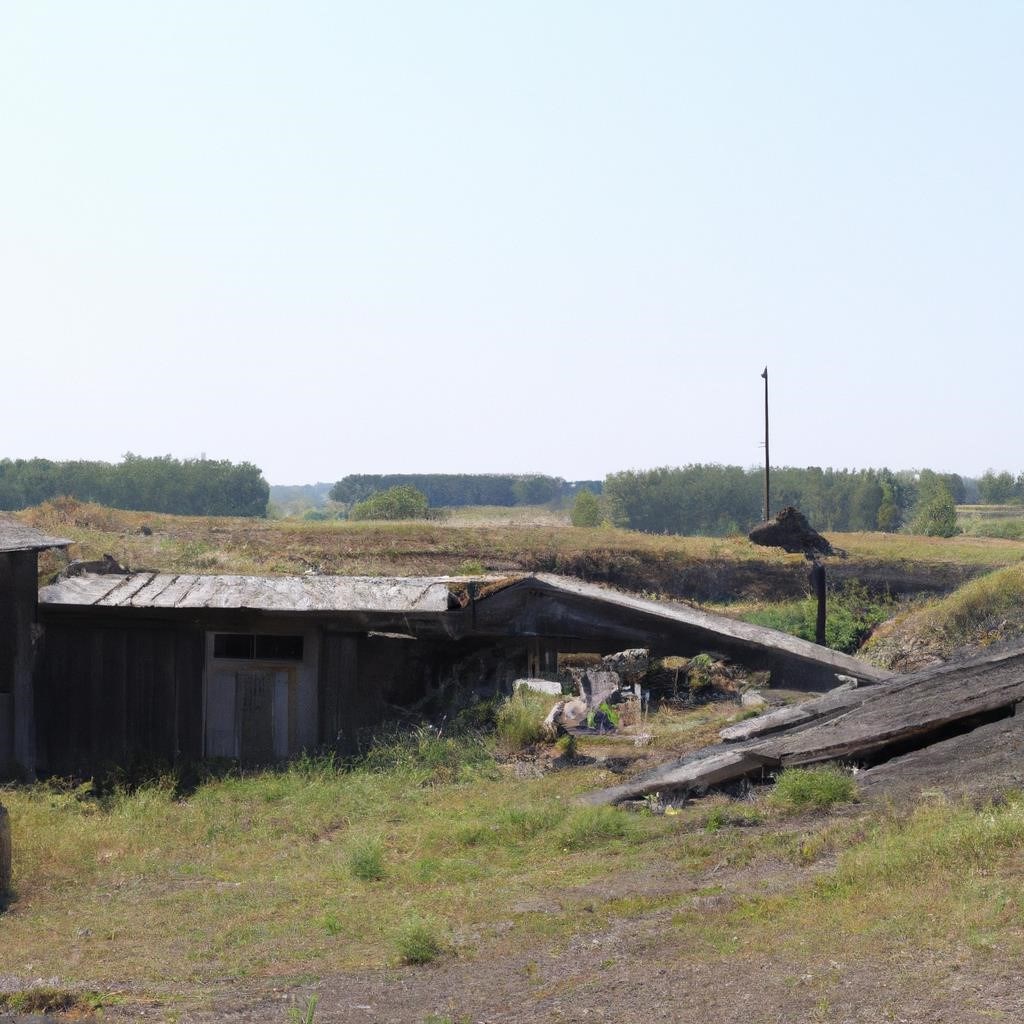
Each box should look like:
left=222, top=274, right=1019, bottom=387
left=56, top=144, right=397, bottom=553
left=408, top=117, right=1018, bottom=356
left=769, top=766, right=857, bottom=811
left=346, top=835, right=387, bottom=881
left=741, top=581, right=894, bottom=653
left=495, top=690, right=560, bottom=752
left=393, top=916, right=444, bottom=964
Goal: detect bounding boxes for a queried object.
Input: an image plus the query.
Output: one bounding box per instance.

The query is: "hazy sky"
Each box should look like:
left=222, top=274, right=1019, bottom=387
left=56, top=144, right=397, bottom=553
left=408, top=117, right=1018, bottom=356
left=3, top=2, right=1021, bottom=484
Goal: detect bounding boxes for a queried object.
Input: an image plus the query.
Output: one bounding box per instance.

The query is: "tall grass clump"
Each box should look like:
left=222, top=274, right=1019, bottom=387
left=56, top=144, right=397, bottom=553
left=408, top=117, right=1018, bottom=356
left=359, top=726, right=493, bottom=786
left=393, top=916, right=444, bottom=964
left=770, top=766, right=857, bottom=811
left=347, top=836, right=386, bottom=881
left=495, top=690, right=561, bottom=753
left=556, top=806, right=641, bottom=850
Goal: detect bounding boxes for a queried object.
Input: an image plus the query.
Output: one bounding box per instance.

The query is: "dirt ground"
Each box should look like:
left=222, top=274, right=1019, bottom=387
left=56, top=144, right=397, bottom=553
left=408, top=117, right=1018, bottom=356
left=99, top=920, right=1022, bottom=1024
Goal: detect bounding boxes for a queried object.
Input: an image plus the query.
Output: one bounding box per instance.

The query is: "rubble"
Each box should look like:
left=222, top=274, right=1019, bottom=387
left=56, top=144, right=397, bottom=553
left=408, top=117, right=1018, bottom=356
left=581, top=644, right=1024, bottom=805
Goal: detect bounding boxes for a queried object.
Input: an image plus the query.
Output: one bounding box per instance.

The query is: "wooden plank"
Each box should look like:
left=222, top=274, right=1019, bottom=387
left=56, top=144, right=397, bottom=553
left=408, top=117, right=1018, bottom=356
left=579, top=749, right=779, bottom=806
left=145, top=575, right=196, bottom=608
left=753, top=652, right=1024, bottom=765
left=174, top=628, right=204, bottom=760
left=719, top=686, right=875, bottom=741
left=102, top=574, right=156, bottom=606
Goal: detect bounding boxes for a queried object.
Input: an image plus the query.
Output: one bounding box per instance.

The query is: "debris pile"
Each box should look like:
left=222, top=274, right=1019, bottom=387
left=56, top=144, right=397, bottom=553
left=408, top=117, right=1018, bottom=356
left=518, top=648, right=770, bottom=741
left=748, top=506, right=835, bottom=557
left=580, top=644, right=1024, bottom=806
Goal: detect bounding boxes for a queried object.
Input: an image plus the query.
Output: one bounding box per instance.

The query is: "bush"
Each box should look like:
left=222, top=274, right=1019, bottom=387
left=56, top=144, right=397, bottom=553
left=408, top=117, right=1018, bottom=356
left=770, top=766, right=857, bottom=811
left=570, top=490, right=603, bottom=527
left=349, top=485, right=429, bottom=521
left=393, top=917, right=443, bottom=964
left=912, top=489, right=960, bottom=537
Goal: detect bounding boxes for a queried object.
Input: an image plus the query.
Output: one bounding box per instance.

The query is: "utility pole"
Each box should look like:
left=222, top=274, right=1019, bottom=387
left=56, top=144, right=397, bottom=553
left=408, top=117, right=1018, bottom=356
left=761, top=366, right=770, bottom=521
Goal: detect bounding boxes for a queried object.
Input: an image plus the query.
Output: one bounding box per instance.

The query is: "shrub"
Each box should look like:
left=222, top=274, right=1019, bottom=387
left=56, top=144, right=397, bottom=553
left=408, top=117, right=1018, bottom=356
left=770, top=766, right=857, bottom=811
left=570, top=490, right=603, bottom=527
left=687, top=653, right=716, bottom=693
left=912, top=489, right=960, bottom=537
left=350, top=485, right=430, bottom=521
left=394, top=917, right=444, bottom=964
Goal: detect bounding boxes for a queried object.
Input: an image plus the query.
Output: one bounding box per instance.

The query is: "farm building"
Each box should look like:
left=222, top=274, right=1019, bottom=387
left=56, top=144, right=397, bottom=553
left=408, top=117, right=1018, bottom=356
left=27, top=571, right=888, bottom=778
left=0, top=519, right=71, bottom=778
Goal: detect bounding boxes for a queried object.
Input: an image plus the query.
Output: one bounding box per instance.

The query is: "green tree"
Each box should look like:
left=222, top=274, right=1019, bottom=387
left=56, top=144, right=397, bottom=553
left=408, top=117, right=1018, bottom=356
left=912, top=485, right=960, bottom=537
left=570, top=489, right=603, bottom=527
left=978, top=470, right=1017, bottom=504
left=876, top=480, right=900, bottom=532
left=349, top=485, right=430, bottom=521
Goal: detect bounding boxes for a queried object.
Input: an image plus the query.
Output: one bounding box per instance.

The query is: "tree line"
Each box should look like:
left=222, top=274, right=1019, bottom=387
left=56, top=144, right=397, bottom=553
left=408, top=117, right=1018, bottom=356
left=0, top=455, right=269, bottom=517
left=329, top=474, right=602, bottom=508
left=601, top=465, right=972, bottom=537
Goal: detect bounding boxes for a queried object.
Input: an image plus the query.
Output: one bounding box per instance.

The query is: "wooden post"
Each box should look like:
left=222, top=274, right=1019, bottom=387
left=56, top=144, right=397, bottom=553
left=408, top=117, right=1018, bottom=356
left=0, top=802, right=10, bottom=900
left=761, top=366, right=770, bottom=521
left=0, top=551, right=39, bottom=781
left=809, top=561, right=827, bottom=646
left=11, top=553, right=38, bottom=781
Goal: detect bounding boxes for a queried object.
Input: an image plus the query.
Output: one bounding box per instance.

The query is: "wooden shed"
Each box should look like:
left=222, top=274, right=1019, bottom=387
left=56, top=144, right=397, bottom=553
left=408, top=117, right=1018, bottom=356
left=0, top=519, right=71, bottom=778
left=32, top=571, right=888, bottom=778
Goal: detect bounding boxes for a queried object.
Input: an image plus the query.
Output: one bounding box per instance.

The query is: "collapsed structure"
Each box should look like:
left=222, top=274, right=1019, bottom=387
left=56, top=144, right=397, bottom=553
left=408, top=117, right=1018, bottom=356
left=21, top=568, right=888, bottom=778
left=583, top=644, right=1024, bottom=805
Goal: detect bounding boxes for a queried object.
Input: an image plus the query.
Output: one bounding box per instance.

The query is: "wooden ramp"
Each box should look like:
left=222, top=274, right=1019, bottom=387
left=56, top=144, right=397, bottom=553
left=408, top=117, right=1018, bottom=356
left=582, top=645, right=1024, bottom=805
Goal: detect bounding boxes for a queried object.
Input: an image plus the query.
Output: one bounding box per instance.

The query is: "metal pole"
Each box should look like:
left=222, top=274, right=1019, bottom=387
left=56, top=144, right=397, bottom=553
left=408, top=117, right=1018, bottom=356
left=761, top=366, right=770, bottom=521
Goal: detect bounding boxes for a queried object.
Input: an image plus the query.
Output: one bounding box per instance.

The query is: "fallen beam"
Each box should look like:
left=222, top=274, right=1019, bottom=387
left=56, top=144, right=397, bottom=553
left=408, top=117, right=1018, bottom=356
left=578, top=749, right=778, bottom=806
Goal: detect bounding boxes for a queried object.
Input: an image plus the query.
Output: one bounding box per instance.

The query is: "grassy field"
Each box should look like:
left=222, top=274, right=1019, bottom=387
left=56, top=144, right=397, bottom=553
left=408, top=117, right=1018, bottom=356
left=959, top=504, right=1024, bottom=540
left=6, top=500, right=1024, bottom=1016
left=4, top=713, right=1024, bottom=1014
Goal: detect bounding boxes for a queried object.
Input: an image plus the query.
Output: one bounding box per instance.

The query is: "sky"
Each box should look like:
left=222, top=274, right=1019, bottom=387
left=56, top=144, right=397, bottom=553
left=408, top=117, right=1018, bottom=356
left=2, top=2, right=1022, bottom=485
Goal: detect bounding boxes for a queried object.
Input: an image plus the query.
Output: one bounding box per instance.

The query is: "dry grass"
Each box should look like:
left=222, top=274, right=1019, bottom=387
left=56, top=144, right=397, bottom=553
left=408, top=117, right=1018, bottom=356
left=863, top=562, right=1024, bottom=668
left=20, top=500, right=1024, bottom=606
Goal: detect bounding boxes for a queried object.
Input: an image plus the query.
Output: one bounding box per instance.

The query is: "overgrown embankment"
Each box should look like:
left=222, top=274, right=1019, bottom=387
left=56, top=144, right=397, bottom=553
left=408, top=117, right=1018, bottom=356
left=19, top=500, right=1024, bottom=604
left=863, top=562, right=1024, bottom=671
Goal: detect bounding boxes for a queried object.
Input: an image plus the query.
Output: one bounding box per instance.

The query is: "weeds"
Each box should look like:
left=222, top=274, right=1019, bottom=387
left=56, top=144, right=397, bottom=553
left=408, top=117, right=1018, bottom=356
left=770, top=766, right=857, bottom=811
left=287, top=994, right=319, bottom=1024
left=557, top=806, right=639, bottom=849
left=742, top=581, right=895, bottom=653
left=495, top=690, right=560, bottom=752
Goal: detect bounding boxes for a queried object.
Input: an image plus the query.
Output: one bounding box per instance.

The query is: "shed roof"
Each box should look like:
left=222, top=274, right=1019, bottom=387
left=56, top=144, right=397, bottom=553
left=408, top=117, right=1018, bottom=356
left=37, top=569, right=890, bottom=687
left=0, top=517, right=72, bottom=553
left=38, top=572, right=465, bottom=612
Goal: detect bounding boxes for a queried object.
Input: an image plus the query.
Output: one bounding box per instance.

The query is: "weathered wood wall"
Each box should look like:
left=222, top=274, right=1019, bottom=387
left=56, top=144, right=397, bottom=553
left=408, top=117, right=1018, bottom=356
left=34, top=620, right=204, bottom=776
left=0, top=550, right=40, bottom=778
